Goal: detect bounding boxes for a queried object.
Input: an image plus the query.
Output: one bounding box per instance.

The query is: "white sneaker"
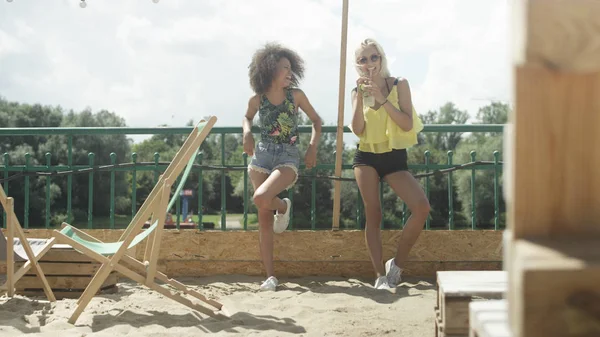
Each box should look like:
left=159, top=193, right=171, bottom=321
left=374, top=276, right=391, bottom=290
left=273, top=198, right=291, bottom=233
left=385, top=258, right=403, bottom=287
left=260, top=276, right=278, bottom=291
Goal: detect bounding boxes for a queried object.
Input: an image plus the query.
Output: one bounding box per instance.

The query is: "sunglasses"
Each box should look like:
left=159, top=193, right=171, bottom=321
left=357, top=54, right=381, bottom=65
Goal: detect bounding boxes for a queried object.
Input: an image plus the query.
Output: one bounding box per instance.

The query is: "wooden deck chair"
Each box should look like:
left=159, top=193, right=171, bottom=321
left=53, top=116, right=225, bottom=324
left=0, top=186, right=56, bottom=302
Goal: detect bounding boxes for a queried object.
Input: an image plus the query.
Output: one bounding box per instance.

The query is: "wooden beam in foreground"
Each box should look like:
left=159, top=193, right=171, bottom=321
left=507, top=1, right=600, bottom=336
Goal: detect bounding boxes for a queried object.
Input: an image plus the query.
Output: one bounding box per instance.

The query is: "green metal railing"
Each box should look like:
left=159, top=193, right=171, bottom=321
left=0, top=124, right=504, bottom=230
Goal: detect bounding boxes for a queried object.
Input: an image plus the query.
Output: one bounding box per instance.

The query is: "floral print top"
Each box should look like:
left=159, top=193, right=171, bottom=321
left=258, top=89, right=299, bottom=145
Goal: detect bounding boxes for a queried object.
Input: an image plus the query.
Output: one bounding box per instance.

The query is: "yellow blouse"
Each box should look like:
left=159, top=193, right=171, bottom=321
left=352, top=79, right=423, bottom=154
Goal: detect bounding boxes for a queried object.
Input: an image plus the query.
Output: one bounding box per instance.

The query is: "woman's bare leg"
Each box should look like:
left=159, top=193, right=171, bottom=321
left=383, top=171, right=430, bottom=269
left=249, top=168, right=297, bottom=278
left=354, top=166, right=385, bottom=277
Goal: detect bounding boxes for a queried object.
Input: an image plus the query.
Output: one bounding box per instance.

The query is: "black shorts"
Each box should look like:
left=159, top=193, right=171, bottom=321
left=352, top=146, right=409, bottom=179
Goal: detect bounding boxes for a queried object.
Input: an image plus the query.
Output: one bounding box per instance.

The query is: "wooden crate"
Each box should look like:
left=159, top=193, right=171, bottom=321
left=509, top=238, right=600, bottom=337
left=469, top=300, right=511, bottom=337
left=435, top=271, right=507, bottom=337
left=14, top=244, right=118, bottom=299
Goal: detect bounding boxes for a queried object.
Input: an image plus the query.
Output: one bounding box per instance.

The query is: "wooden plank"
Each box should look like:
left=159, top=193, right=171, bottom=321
left=6, top=197, right=14, bottom=297
left=15, top=262, right=99, bottom=276
left=41, top=248, right=96, bottom=263
left=510, top=0, right=600, bottom=238
left=2, top=229, right=503, bottom=278
left=4, top=229, right=504, bottom=263
left=437, top=320, right=470, bottom=337
left=9, top=239, right=58, bottom=285
left=331, top=0, right=349, bottom=230
left=443, top=297, right=472, bottom=334
left=9, top=201, right=56, bottom=301
left=509, top=3, right=600, bottom=335
left=18, top=285, right=118, bottom=299
left=2, top=259, right=503, bottom=279
left=441, top=284, right=506, bottom=299
left=157, top=260, right=502, bottom=279
left=149, top=230, right=503, bottom=262
left=436, top=271, right=508, bottom=336
left=502, top=230, right=512, bottom=272
left=437, top=271, right=506, bottom=283
left=145, top=183, right=170, bottom=284
left=112, top=261, right=224, bottom=320
left=120, top=254, right=222, bottom=310
left=16, top=272, right=118, bottom=290
left=514, top=0, right=600, bottom=72
left=510, top=66, right=600, bottom=238
left=469, top=300, right=511, bottom=337
left=437, top=271, right=507, bottom=298
left=510, top=238, right=600, bottom=337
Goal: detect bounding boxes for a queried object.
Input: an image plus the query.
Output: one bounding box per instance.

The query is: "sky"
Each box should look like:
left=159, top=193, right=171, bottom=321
left=0, top=0, right=510, bottom=144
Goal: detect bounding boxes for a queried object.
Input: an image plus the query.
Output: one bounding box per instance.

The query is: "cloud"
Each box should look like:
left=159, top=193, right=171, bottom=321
left=0, top=0, right=509, bottom=145
left=0, top=29, right=21, bottom=58
left=412, top=0, right=510, bottom=119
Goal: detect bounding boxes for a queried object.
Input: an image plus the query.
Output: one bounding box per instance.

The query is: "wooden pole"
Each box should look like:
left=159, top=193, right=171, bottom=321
left=507, top=0, right=600, bottom=336
left=332, top=0, right=349, bottom=230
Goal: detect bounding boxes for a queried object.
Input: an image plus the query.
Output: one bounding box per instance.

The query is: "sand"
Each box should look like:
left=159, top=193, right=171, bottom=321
left=0, top=275, right=437, bottom=336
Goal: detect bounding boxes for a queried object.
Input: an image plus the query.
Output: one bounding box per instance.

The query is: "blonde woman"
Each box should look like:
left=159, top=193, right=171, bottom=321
left=350, top=38, right=430, bottom=289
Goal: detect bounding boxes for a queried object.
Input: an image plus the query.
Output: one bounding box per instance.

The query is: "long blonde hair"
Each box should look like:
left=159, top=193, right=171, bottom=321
left=354, top=38, right=391, bottom=78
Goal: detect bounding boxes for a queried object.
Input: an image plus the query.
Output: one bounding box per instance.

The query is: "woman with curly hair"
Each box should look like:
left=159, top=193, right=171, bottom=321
left=242, top=42, right=322, bottom=291
left=351, top=38, right=430, bottom=290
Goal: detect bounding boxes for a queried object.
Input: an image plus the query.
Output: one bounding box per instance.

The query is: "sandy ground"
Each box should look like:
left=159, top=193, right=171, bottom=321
left=0, top=275, right=437, bottom=337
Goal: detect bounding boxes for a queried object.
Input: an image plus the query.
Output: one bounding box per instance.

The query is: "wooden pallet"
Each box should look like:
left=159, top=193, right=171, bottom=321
left=469, top=300, right=511, bottom=337
left=435, top=271, right=507, bottom=337
left=14, top=244, right=118, bottom=299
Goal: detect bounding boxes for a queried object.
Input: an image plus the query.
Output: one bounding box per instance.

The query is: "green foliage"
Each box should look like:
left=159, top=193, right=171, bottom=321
left=375, top=101, right=509, bottom=229
left=0, top=94, right=509, bottom=230
left=0, top=97, right=131, bottom=227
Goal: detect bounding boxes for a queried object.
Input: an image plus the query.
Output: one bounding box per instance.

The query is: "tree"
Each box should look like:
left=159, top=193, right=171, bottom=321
left=419, top=102, right=469, bottom=151
left=476, top=101, right=509, bottom=125
left=404, top=102, right=471, bottom=228
left=131, top=120, right=241, bottom=223
left=39, top=109, right=132, bottom=224
left=0, top=98, right=64, bottom=227
left=0, top=93, right=509, bottom=230
left=454, top=102, right=509, bottom=229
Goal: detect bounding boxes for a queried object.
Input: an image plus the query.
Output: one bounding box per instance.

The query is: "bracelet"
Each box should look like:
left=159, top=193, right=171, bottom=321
left=381, top=99, right=388, bottom=105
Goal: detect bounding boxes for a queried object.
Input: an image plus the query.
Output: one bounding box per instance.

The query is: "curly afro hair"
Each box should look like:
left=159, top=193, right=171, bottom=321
left=248, top=42, right=305, bottom=95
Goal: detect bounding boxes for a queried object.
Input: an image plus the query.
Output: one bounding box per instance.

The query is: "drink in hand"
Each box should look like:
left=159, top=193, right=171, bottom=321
left=361, top=67, right=375, bottom=107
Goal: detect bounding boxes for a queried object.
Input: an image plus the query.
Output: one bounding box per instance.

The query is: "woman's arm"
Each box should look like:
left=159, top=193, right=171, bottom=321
left=243, top=95, right=259, bottom=134
left=242, top=95, right=260, bottom=156
left=382, top=78, right=413, bottom=132
left=350, top=88, right=366, bottom=135
left=295, top=89, right=322, bottom=147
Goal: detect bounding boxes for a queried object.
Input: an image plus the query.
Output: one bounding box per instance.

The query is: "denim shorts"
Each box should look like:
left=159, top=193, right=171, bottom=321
left=248, top=141, right=300, bottom=190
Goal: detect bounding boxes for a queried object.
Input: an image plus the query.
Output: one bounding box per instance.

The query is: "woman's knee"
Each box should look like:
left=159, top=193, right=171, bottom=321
left=253, top=190, right=272, bottom=210
left=411, top=198, right=431, bottom=219
left=364, top=207, right=382, bottom=230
